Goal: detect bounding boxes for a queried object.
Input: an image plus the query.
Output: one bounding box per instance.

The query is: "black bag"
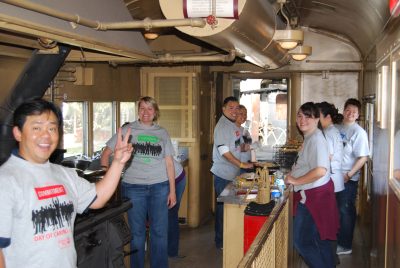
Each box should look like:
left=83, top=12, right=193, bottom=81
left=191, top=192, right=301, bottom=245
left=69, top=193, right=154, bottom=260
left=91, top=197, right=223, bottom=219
left=244, top=200, right=276, bottom=216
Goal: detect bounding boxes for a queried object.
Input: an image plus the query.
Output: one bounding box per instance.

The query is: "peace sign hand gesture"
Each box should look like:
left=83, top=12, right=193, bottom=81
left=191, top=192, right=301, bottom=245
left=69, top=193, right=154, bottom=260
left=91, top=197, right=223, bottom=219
left=113, top=127, right=133, bottom=165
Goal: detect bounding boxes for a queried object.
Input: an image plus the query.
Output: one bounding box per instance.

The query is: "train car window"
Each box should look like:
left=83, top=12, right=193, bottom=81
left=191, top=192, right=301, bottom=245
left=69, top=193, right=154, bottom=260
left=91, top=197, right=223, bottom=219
left=372, top=61, right=391, bottom=200
left=93, top=102, right=113, bottom=152
left=120, top=102, right=136, bottom=125
left=377, top=65, right=390, bottom=129
left=146, top=73, right=195, bottom=142
left=62, top=102, right=85, bottom=157
left=392, top=59, right=400, bottom=188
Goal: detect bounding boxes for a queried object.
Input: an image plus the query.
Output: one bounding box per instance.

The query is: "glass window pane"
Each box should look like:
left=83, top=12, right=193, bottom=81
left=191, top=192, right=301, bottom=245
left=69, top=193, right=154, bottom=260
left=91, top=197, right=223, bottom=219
left=62, top=102, right=84, bottom=157
left=394, top=61, right=400, bottom=182
left=93, top=102, right=113, bottom=152
left=158, top=109, right=188, bottom=137
left=154, top=77, right=188, bottom=105
left=120, top=102, right=136, bottom=126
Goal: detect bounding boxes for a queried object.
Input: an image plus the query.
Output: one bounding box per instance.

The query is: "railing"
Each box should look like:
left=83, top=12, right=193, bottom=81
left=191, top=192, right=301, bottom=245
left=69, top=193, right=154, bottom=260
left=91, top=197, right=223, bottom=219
left=238, top=186, right=293, bottom=268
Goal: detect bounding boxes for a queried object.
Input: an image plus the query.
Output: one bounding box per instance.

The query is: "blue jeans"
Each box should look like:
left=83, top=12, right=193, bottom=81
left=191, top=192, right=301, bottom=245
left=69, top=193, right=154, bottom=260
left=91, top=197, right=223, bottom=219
left=294, top=203, right=334, bottom=268
left=122, top=181, right=169, bottom=268
left=214, top=175, right=231, bottom=248
left=168, top=176, right=186, bottom=257
left=337, top=180, right=358, bottom=249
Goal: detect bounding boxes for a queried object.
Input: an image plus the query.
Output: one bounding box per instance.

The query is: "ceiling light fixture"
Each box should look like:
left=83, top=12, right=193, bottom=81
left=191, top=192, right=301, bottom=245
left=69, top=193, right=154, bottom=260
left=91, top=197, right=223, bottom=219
left=144, top=32, right=159, bottom=40
left=289, top=45, right=312, bottom=61
left=274, top=29, right=304, bottom=50
left=273, top=0, right=304, bottom=50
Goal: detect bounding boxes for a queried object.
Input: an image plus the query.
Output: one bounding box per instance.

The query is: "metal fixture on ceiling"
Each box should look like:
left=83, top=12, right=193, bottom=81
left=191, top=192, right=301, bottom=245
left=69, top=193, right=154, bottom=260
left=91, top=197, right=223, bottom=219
left=272, top=0, right=312, bottom=61
left=109, top=50, right=237, bottom=65
left=1, top=0, right=206, bottom=31
left=159, top=0, right=292, bottom=69
left=37, top=37, right=57, bottom=49
left=273, top=0, right=303, bottom=50
left=144, top=32, right=159, bottom=40
left=1, top=0, right=242, bottom=64
left=289, top=45, right=312, bottom=61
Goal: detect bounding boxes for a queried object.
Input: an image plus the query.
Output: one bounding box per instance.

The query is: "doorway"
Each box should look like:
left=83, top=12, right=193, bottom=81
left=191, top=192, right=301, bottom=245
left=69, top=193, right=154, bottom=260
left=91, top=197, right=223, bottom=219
left=239, top=78, right=288, bottom=161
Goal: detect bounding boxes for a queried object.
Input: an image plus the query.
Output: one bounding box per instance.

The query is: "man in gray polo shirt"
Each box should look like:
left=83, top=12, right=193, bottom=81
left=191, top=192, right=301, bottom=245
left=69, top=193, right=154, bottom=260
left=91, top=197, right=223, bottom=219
left=211, top=96, right=253, bottom=249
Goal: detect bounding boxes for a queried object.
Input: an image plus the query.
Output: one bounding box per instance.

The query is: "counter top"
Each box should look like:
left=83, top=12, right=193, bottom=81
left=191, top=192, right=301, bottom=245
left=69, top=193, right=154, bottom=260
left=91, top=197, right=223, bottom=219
left=217, top=182, right=258, bottom=205
left=217, top=181, right=286, bottom=206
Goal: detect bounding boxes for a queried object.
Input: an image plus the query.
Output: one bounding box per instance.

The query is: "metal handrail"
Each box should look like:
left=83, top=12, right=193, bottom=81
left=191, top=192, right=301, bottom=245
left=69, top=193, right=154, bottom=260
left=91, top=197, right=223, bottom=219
left=238, top=185, right=292, bottom=267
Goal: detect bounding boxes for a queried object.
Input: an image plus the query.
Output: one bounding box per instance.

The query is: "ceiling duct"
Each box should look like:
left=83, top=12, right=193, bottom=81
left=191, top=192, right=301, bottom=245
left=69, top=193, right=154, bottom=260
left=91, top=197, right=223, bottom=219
left=159, top=0, right=291, bottom=69
left=0, top=0, right=154, bottom=60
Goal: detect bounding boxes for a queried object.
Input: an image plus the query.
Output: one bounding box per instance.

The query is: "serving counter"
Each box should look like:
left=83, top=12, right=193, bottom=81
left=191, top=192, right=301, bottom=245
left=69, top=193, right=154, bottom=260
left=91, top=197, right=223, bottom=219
left=217, top=175, right=286, bottom=268
left=217, top=183, right=250, bottom=268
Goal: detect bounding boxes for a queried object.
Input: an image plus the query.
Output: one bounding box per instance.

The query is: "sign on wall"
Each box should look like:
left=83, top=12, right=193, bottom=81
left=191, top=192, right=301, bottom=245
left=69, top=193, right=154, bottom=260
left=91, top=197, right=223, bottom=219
left=183, top=0, right=239, bottom=18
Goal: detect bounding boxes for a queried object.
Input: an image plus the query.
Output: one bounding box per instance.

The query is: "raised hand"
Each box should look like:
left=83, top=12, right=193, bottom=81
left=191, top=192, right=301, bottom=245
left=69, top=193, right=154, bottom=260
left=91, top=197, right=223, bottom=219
left=113, top=127, right=133, bottom=165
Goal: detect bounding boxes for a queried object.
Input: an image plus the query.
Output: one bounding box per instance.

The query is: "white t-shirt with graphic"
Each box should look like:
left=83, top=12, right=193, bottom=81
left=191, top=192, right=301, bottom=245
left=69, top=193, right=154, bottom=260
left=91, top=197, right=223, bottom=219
left=0, top=155, right=96, bottom=268
left=106, top=120, right=174, bottom=185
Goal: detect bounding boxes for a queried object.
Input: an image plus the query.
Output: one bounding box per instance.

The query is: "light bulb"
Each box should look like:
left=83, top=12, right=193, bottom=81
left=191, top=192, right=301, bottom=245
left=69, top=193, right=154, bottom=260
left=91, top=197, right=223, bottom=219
left=278, top=41, right=298, bottom=50
left=291, top=54, right=307, bottom=61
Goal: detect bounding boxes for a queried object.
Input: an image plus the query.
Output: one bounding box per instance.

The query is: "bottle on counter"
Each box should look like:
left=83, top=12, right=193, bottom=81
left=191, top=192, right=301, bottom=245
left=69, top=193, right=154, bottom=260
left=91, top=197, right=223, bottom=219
left=274, top=170, right=286, bottom=194
left=270, top=187, right=281, bottom=200
left=250, top=148, right=256, bottom=163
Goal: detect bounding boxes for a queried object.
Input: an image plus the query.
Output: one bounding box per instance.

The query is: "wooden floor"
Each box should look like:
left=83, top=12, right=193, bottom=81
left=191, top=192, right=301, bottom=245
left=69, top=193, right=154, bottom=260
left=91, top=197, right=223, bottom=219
left=168, top=219, right=222, bottom=268
left=297, top=219, right=369, bottom=268
left=145, top=218, right=368, bottom=268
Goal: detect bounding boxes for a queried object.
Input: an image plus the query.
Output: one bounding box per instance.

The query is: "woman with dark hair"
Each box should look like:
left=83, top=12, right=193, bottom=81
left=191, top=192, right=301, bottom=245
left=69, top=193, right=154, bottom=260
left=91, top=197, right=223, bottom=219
left=285, top=102, right=339, bottom=267
left=316, top=102, right=344, bottom=264
left=316, top=102, right=344, bottom=193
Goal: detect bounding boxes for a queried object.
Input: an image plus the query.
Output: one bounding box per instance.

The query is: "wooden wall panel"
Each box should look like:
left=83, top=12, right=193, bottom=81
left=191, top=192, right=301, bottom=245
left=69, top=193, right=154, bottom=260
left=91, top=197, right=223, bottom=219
left=60, top=63, right=141, bottom=102
left=386, top=186, right=400, bottom=267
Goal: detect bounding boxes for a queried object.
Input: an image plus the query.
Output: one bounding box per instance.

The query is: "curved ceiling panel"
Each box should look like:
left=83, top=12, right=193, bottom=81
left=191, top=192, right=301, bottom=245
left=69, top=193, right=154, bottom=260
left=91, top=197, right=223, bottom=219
left=290, top=0, right=391, bottom=58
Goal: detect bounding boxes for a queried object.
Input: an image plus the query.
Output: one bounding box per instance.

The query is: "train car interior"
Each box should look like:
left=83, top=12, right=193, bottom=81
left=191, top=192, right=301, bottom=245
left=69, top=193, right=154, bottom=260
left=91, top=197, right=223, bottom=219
left=1, top=0, right=400, bottom=267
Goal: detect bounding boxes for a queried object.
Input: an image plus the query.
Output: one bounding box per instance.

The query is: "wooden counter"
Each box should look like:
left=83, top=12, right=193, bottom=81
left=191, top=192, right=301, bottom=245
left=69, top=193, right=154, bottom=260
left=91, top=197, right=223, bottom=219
left=218, top=182, right=285, bottom=268
left=218, top=183, right=255, bottom=268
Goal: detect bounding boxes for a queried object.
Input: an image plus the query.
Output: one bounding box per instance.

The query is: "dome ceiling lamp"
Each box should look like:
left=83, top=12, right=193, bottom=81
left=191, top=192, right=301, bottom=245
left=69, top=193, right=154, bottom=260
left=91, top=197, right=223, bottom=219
left=289, top=45, right=312, bottom=61
left=144, top=31, right=159, bottom=40
left=273, top=0, right=304, bottom=50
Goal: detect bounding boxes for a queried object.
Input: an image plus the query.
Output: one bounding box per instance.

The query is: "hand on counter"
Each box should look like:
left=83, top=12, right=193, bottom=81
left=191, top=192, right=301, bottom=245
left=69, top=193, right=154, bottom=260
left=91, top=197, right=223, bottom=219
left=240, top=162, right=254, bottom=169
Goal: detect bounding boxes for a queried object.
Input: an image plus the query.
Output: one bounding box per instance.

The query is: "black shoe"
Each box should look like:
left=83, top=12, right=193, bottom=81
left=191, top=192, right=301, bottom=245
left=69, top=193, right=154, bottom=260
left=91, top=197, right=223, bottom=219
left=335, top=253, right=340, bottom=265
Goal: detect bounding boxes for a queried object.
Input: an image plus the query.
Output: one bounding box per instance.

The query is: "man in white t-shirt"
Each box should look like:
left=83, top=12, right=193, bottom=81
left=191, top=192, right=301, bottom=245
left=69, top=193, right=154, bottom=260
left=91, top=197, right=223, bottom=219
left=336, top=98, right=370, bottom=255
left=0, top=99, right=132, bottom=268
